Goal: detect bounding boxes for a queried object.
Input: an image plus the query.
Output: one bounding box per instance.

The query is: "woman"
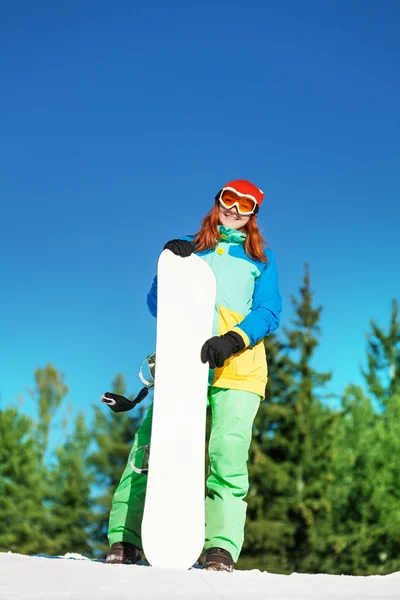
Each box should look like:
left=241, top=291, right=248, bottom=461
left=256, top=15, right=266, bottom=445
left=106, top=179, right=282, bottom=571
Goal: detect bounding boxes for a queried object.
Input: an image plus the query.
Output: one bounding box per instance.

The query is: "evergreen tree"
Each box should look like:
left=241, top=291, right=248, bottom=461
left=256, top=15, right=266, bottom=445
left=352, top=301, right=400, bottom=573
left=370, top=392, right=400, bottom=574
left=89, top=373, right=142, bottom=556
left=324, top=301, right=400, bottom=574
left=30, top=363, right=68, bottom=459
left=48, top=412, right=93, bottom=556
left=239, top=332, right=297, bottom=573
left=362, top=299, right=400, bottom=406
left=0, top=408, right=50, bottom=554
left=239, top=265, right=334, bottom=573
left=285, top=265, right=334, bottom=572
left=331, top=384, right=384, bottom=574
left=324, top=385, right=400, bottom=575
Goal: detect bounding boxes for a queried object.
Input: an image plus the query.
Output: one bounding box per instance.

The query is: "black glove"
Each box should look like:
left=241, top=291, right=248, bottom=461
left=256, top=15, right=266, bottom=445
left=201, top=331, right=246, bottom=369
left=164, top=239, right=195, bottom=258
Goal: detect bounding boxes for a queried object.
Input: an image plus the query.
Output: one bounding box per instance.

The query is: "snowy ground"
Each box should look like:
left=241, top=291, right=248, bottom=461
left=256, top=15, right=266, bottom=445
left=1, top=552, right=400, bottom=600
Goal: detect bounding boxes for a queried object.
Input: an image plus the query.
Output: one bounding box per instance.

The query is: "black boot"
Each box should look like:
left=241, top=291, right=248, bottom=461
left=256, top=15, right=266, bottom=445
left=106, top=541, right=143, bottom=565
left=203, top=547, right=234, bottom=572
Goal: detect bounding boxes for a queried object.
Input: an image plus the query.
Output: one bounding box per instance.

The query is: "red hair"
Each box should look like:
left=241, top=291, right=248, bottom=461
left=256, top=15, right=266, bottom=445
left=193, top=204, right=268, bottom=263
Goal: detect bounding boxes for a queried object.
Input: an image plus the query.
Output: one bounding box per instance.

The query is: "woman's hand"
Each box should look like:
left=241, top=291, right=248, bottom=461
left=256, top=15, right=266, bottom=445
left=164, top=239, right=195, bottom=257
left=201, top=331, right=245, bottom=368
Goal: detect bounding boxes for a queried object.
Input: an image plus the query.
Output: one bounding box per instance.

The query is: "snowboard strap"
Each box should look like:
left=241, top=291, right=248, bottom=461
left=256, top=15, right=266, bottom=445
left=101, top=353, right=156, bottom=413
left=139, top=353, right=155, bottom=387
left=100, top=389, right=149, bottom=413
left=130, top=444, right=150, bottom=475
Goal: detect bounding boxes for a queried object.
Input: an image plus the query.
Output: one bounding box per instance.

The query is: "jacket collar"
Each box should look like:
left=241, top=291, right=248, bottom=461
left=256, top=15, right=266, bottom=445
left=218, top=225, right=247, bottom=245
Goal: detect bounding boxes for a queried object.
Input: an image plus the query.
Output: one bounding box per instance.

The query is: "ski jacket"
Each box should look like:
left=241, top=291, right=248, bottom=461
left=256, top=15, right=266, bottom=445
left=147, top=225, right=282, bottom=399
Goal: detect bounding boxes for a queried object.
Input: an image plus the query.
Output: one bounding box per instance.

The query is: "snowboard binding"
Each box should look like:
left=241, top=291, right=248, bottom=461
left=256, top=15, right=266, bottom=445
left=101, top=353, right=155, bottom=413
left=130, top=443, right=150, bottom=475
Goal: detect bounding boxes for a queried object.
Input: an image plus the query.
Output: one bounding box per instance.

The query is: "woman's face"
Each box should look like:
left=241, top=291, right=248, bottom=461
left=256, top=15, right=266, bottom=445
left=218, top=203, right=251, bottom=230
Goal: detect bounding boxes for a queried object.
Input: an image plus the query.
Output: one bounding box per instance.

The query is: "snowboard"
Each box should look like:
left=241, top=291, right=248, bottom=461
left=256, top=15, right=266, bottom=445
left=141, top=250, right=216, bottom=569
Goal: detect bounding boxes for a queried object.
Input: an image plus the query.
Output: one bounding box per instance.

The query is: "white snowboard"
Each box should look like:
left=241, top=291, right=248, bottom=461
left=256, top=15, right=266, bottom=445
left=141, top=250, right=216, bottom=569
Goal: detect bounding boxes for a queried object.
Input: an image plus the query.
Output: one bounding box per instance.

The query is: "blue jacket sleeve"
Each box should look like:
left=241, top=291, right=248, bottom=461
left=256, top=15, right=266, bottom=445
left=234, top=250, right=282, bottom=346
left=146, top=236, right=195, bottom=318
left=147, top=275, right=158, bottom=318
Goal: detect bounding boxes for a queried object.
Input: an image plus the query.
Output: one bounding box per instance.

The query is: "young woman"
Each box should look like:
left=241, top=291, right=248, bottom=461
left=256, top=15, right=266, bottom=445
left=106, top=179, right=282, bottom=571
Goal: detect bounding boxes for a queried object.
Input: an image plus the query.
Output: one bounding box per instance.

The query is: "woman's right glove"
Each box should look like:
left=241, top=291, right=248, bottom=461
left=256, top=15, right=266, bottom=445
left=201, top=331, right=245, bottom=369
left=164, top=239, right=195, bottom=258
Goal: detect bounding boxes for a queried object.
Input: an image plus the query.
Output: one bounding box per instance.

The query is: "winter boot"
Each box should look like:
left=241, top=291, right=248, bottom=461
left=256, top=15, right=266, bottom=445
left=106, top=541, right=143, bottom=565
left=203, top=547, right=234, bottom=572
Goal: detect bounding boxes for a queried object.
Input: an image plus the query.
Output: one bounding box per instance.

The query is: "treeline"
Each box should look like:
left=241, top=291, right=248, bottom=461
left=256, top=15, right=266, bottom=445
left=0, top=370, right=143, bottom=559
left=1, top=265, right=400, bottom=575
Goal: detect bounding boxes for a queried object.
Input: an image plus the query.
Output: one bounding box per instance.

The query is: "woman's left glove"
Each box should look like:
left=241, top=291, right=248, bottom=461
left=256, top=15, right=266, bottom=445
left=201, top=331, right=245, bottom=369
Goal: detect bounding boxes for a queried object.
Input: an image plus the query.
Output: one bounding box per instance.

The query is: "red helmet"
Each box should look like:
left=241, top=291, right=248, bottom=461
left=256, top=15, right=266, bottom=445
left=221, top=180, right=264, bottom=206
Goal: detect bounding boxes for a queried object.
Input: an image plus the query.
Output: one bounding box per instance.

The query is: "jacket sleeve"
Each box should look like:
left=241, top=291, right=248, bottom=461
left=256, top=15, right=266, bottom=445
left=233, top=250, right=282, bottom=347
left=146, top=235, right=195, bottom=318
left=146, top=275, right=158, bottom=318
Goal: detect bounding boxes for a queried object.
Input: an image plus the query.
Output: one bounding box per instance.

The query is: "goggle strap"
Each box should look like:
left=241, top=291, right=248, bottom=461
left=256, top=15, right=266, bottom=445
left=215, top=190, right=223, bottom=202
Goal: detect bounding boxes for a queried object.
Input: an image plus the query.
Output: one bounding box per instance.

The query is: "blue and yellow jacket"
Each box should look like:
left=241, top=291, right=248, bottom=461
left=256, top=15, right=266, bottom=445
left=147, top=225, right=282, bottom=399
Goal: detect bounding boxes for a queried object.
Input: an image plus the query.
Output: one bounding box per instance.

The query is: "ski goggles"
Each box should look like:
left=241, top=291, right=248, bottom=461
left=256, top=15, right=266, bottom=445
left=216, top=188, right=259, bottom=215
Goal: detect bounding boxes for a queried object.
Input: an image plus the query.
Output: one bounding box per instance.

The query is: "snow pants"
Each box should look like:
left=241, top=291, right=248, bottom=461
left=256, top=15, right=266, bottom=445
left=108, top=386, right=260, bottom=563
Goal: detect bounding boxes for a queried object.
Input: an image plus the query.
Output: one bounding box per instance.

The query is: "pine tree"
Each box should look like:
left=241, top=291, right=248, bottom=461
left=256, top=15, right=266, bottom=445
left=324, top=384, right=383, bottom=574
left=239, top=265, right=334, bottom=573
left=285, top=264, right=334, bottom=572
left=48, top=412, right=93, bottom=556
left=353, top=300, right=400, bottom=573
left=30, top=363, right=69, bottom=459
left=0, top=408, right=50, bottom=554
left=371, top=392, right=400, bottom=574
left=89, top=373, right=142, bottom=557
left=239, top=332, right=297, bottom=572
left=324, top=300, right=400, bottom=574
left=362, top=299, right=400, bottom=407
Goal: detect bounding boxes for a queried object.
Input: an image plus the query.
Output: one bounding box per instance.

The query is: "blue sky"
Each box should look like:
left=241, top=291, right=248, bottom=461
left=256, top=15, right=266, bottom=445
left=1, top=0, right=400, bottom=425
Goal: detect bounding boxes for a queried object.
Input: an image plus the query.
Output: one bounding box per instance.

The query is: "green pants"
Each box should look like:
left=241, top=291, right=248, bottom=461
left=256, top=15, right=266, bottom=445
left=108, top=386, right=260, bottom=563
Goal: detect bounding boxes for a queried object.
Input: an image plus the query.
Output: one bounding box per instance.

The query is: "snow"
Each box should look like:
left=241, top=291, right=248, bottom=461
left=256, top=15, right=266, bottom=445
left=1, top=553, right=400, bottom=600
